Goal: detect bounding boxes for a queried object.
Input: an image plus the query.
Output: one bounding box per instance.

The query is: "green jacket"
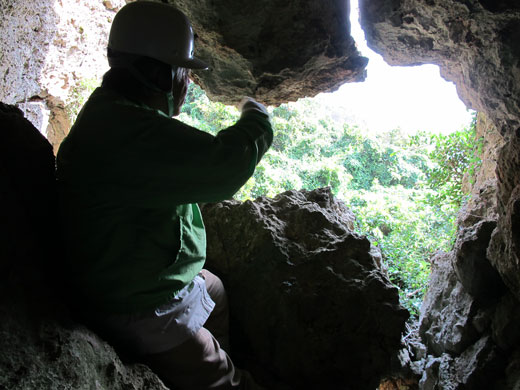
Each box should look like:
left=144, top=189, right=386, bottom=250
left=57, top=87, right=272, bottom=313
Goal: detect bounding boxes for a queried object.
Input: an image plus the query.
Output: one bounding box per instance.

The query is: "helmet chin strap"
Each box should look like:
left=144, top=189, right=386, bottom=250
left=108, top=56, right=175, bottom=117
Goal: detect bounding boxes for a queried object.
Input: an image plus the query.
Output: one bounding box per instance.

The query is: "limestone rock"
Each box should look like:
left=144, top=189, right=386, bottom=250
left=358, top=0, right=520, bottom=129
left=0, top=292, right=167, bottom=390
left=417, top=248, right=520, bottom=389
left=417, top=353, right=454, bottom=390
left=359, top=2, right=520, bottom=387
left=419, top=251, right=479, bottom=356
left=0, top=103, right=166, bottom=390
left=491, top=294, right=520, bottom=352
left=489, top=137, right=520, bottom=301
left=202, top=188, right=409, bottom=390
left=453, top=220, right=506, bottom=302
left=453, top=335, right=504, bottom=389
left=458, top=112, right=504, bottom=228
left=0, top=0, right=126, bottom=148
left=172, top=0, right=368, bottom=105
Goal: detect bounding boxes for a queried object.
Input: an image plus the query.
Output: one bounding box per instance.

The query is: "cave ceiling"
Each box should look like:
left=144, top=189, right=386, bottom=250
left=358, top=0, right=520, bottom=130
left=168, top=0, right=520, bottom=304
left=168, top=0, right=368, bottom=106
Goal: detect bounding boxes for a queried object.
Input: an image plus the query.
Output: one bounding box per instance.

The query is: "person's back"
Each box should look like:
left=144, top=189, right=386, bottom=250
left=57, top=2, right=272, bottom=389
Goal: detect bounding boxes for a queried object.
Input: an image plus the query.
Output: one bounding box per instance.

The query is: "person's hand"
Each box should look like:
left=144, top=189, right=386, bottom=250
left=239, top=97, right=269, bottom=118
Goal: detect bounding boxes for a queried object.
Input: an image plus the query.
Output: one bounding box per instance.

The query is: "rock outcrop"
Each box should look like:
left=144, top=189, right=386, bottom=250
left=359, top=0, right=520, bottom=129
left=359, top=1, right=520, bottom=388
left=1, top=102, right=408, bottom=389
left=175, top=0, right=368, bottom=105
left=1, top=0, right=368, bottom=147
left=0, top=104, right=167, bottom=390
left=202, top=188, right=409, bottom=390
left=359, top=0, right=520, bottom=301
left=1, top=293, right=168, bottom=390
left=0, top=0, right=127, bottom=152
left=413, top=249, right=520, bottom=390
left=2, top=0, right=520, bottom=389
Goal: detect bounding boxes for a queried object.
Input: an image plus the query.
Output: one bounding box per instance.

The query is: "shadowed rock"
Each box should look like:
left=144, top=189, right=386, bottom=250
left=0, top=104, right=167, bottom=390
left=175, top=0, right=368, bottom=105
left=358, top=0, right=520, bottom=129
left=453, top=220, right=507, bottom=302
left=202, top=188, right=409, bottom=390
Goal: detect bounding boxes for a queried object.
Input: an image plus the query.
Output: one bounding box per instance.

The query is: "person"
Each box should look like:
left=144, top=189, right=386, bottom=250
left=56, top=2, right=272, bottom=389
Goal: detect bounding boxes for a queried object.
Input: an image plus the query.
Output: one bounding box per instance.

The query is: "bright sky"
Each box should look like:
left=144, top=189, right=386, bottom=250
left=315, top=0, right=474, bottom=134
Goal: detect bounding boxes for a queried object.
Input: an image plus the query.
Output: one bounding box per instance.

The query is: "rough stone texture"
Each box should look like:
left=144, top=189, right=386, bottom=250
left=414, top=251, right=518, bottom=390
left=358, top=0, right=520, bottom=304
left=359, top=1, right=520, bottom=388
left=171, top=0, right=368, bottom=106
left=0, top=0, right=126, bottom=151
left=458, top=112, right=504, bottom=228
left=202, top=188, right=409, bottom=390
left=410, top=148, right=520, bottom=389
left=2, top=0, right=520, bottom=388
left=0, top=292, right=167, bottom=390
left=0, top=104, right=166, bottom=390
left=453, top=220, right=506, bottom=302
left=419, top=252, right=479, bottom=357
left=358, top=0, right=520, bottom=129
left=489, top=135, right=520, bottom=301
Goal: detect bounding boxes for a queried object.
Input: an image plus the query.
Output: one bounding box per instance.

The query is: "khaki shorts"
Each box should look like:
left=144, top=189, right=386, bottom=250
left=94, top=274, right=215, bottom=355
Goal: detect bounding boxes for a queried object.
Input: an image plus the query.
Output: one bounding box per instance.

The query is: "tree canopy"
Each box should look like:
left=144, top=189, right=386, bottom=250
left=179, top=83, right=479, bottom=317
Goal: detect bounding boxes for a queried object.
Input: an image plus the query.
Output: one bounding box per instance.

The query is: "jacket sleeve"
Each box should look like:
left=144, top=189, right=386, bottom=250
left=106, top=109, right=273, bottom=207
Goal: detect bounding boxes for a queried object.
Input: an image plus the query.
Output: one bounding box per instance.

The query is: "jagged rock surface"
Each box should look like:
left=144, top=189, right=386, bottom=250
left=173, top=0, right=368, bottom=105
left=202, top=188, right=409, bottom=390
left=1, top=0, right=367, bottom=146
left=459, top=112, right=504, bottom=228
left=359, top=2, right=520, bottom=388
left=414, top=250, right=520, bottom=390
left=359, top=0, right=520, bottom=302
left=391, top=108, right=520, bottom=390
left=358, top=0, right=520, bottom=130
left=489, top=133, right=520, bottom=302
left=0, top=0, right=127, bottom=152
left=407, top=114, right=519, bottom=388
left=0, top=293, right=167, bottom=390
left=0, top=103, right=166, bottom=390
left=2, top=0, right=520, bottom=389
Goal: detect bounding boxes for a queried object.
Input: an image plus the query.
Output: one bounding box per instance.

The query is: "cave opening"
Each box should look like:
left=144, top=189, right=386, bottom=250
left=2, top=0, right=519, bottom=389
left=174, top=0, right=479, bottom=324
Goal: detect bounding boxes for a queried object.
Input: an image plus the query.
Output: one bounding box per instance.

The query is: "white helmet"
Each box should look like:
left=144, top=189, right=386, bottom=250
left=108, top=1, right=208, bottom=70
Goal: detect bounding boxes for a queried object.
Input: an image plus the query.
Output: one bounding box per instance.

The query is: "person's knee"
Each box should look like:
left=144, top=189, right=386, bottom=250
left=201, top=269, right=227, bottom=304
left=144, top=328, right=239, bottom=389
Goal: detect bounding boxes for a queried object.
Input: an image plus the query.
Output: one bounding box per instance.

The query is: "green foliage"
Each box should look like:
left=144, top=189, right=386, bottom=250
left=180, top=84, right=476, bottom=319
left=67, top=78, right=99, bottom=122
left=343, top=185, right=457, bottom=316
left=178, top=83, right=239, bottom=134
left=427, top=113, right=482, bottom=206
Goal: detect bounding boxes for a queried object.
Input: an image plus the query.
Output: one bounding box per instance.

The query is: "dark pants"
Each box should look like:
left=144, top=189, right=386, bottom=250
left=143, top=270, right=262, bottom=390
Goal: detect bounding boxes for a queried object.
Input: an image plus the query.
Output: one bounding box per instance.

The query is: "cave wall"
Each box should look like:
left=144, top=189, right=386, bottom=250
left=202, top=189, right=408, bottom=389
left=359, top=0, right=520, bottom=129
left=358, top=0, right=520, bottom=388
left=2, top=0, right=520, bottom=389
left=0, top=0, right=126, bottom=153
left=171, top=0, right=368, bottom=105
left=358, top=0, right=520, bottom=297
left=1, top=0, right=369, bottom=152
